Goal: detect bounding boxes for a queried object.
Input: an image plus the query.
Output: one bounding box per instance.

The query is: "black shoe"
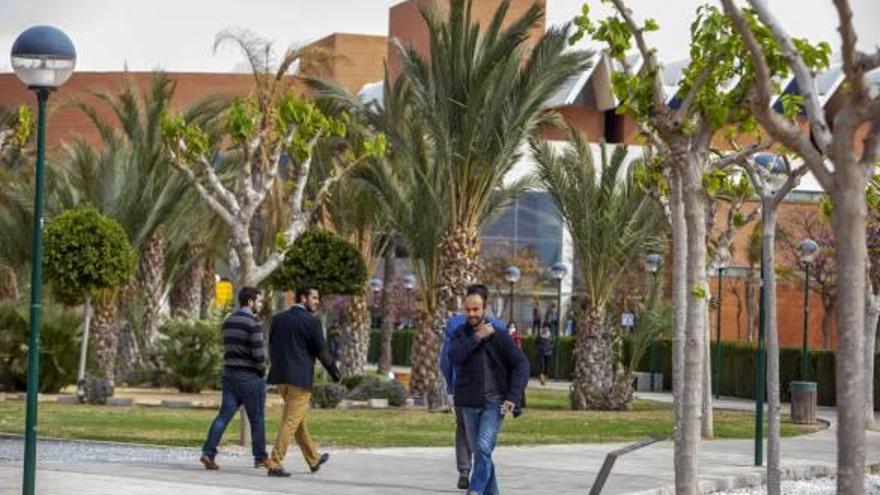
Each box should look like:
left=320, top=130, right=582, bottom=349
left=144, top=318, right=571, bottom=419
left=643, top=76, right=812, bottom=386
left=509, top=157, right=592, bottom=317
left=267, top=466, right=291, bottom=477
left=457, top=474, right=470, bottom=490
left=199, top=455, right=219, bottom=470
left=310, top=453, right=330, bottom=473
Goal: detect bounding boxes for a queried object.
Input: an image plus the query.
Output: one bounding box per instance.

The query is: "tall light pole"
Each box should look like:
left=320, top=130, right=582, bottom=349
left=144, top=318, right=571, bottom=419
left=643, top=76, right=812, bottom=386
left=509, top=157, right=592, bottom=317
left=11, top=25, right=76, bottom=495
left=645, top=253, right=662, bottom=391
left=796, top=239, right=819, bottom=381
left=402, top=274, right=416, bottom=330
left=369, top=277, right=383, bottom=328
left=505, top=265, right=521, bottom=325
left=550, top=262, right=568, bottom=379
left=713, top=251, right=730, bottom=399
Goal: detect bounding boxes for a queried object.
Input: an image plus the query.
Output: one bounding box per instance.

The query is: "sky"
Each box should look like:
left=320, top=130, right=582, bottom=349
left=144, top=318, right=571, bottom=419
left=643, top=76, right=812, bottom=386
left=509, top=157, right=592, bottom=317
left=0, top=0, right=878, bottom=73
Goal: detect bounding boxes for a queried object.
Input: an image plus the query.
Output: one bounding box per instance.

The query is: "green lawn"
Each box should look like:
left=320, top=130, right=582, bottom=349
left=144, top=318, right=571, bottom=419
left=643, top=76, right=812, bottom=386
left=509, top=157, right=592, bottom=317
left=0, top=389, right=820, bottom=448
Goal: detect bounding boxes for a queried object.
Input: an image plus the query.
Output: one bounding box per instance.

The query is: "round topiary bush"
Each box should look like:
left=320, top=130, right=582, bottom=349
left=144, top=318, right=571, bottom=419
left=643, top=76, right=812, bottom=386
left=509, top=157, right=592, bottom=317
left=270, top=229, right=368, bottom=296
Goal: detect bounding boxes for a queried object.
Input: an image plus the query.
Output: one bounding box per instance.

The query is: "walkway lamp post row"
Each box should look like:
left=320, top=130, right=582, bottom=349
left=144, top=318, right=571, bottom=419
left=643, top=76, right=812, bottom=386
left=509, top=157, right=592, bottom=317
left=644, top=253, right=662, bottom=391
left=796, top=239, right=819, bottom=381
left=11, top=25, right=77, bottom=495
left=505, top=265, right=521, bottom=326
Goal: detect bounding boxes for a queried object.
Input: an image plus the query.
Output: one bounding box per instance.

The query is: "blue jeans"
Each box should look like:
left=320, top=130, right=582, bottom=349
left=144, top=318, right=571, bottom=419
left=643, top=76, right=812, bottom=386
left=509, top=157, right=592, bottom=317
left=202, top=369, right=267, bottom=461
left=461, top=395, right=505, bottom=495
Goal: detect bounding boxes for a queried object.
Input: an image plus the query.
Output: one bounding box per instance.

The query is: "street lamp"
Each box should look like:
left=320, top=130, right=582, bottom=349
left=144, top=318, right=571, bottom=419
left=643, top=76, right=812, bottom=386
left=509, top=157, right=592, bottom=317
left=402, top=274, right=416, bottom=330
left=712, top=250, right=730, bottom=399
left=753, top=152, right=789, bottom=467
left=505, top=265, right=521, bottom=325
left=645, top=253, right=662, bottom=391
left=797, top=239, right=819, bottom=381
left=550, top=262, right=568, bottom=379
left=11, top=25, right=76, bottom=495
left=369, top=277, right=383, bottom=328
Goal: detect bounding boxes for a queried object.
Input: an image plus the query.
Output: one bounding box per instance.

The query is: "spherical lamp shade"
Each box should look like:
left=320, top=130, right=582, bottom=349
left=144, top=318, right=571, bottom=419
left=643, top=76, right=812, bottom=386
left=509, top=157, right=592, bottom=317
left=402, top=274, right=416, bottom=290
left=797, top=238, right=820, bottom=264
left=754, top=153, right=790, bottom=193
left=368, top=277, right=383, bottom=293
left=505, top=265, right=521, bottom=283
left=11, top=26, right=76, bottom=89
left=550, top=262, right=568, bottom=280
left=645, top=253, right=663, bottom=273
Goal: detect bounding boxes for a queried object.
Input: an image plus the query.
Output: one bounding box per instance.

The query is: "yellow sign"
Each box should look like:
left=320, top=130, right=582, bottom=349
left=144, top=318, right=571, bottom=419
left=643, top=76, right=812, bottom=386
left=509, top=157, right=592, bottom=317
left=215, top=279, right=233, bottom=310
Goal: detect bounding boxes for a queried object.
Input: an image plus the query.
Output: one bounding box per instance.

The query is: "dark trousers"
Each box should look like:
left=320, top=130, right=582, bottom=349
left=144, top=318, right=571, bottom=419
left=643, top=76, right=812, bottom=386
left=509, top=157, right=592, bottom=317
left=454, top=406, right=472, bottom=476
left=540, top=355, right=552, bottom=376
left=202, top=369, right=267, bottom=461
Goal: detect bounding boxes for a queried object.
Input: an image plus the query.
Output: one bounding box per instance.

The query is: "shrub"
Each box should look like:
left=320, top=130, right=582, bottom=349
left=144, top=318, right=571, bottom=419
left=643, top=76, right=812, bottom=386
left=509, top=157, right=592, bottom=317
left=311, top=383, right=348, bottom=409
left=346, top=375, right=408, bottom=407
left=154, top=318, right=223, bottom=393
left=270, top=229, right=368, bottom=296
left=341, top=374, right=369, bottom=391
left=0, top=301, right=80, bottom=393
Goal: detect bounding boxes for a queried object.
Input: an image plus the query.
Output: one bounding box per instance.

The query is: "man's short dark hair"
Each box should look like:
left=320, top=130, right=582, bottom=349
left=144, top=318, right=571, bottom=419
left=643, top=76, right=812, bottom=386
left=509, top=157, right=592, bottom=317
left=465, top=284, right=490, bottom=305
left=295, top=284, right=319, bottom=302
left=238, top=287, right=260, bottom=307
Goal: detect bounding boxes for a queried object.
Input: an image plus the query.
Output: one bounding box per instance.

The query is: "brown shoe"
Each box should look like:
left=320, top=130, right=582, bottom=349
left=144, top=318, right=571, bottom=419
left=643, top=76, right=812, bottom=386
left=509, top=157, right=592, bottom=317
left=200, top=455, right=219, bottom=470
left=254, top=459, right=269, bottom=469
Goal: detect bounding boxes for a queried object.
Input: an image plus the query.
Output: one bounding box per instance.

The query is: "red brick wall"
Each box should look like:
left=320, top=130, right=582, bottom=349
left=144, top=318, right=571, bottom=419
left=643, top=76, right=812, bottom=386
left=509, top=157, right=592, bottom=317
left=308, top=33, right=388, bottom=93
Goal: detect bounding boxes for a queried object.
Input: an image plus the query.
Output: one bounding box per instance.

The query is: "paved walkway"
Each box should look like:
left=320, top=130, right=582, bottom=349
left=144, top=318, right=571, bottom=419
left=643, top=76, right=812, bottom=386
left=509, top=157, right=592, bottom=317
left=1, top=385, right=878, bottom=494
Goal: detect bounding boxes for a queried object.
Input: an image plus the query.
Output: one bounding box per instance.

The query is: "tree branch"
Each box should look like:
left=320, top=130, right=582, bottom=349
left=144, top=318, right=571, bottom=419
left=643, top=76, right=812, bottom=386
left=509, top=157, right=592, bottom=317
left=832, top=0, right=867, bottom=99
left=290, top=132, right=325, bottom=216
left=745, top=0, right=833, bottom=152
left=607, top=0, right=668, bottom=114
left=673, top=63, right=713, bottom=124
left=859, top=118, right=880, bottom=172
left=193, top=152, right=241, bottom=214
left=168, top=149, right=236, bottom=225
left=709, top=139, right=775, bottom=171
left=861, top=49, right=880, bottom=72
left=771, top=159, right=809, bottom=207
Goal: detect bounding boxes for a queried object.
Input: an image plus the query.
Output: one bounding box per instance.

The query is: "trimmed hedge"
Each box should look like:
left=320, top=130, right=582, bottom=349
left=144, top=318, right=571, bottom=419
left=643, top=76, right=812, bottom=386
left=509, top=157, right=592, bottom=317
left=367, top=330, right=880, bottom=409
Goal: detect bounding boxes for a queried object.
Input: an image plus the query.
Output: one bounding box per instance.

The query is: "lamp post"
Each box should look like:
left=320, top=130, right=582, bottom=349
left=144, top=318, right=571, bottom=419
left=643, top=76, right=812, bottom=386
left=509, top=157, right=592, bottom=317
left=369, top=277, right=383, bottom=328
left=402, top=274, right=416, bottom=330
left=796, top=239, right=819, bottom=381
left=550, top=262, right=568, bottom=379
left=713, top=251, right=730, bottom=399
left=11, top=25, right=76, bottom=495
left=505, top=265, right=521, bottom=325
left=752, top=152, right=789, bottom=467
left=645, top=253, right=662, bottom=391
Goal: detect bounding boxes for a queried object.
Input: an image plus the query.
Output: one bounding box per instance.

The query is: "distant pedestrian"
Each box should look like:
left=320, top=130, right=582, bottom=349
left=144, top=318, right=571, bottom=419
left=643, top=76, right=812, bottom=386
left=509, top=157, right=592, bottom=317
left=200, top=287, right=268, bottom=471
left=544, top=303, right=558, bottom=334
left=265, top=284, right=341, bottom=477
left=450, top=284, right=529, bottom=495
left=531, top=304, right=542, bottom=335
left=537, top=323, right=554, bottom=386
left=441, top=307, right=506, bottom=491
left=507, top=322, right=523, bottom=349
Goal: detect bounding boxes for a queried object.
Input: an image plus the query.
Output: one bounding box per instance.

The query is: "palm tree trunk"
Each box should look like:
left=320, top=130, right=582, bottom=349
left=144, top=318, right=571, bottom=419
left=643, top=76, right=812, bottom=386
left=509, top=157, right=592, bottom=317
left=91, top=291, right=120, bottom=393
left=572, top=305, right=616, bottom=409
left=0, top=264, right=18, bottom=300
left=378, top=249, right=396, bottom=375
left=170, top=259, right=203, bottom=318
left=200, top=256, right=216, bottom=319
left=339, top=295, right=370, bottom=378
left=138, top=233, right=166, bottom=343
left=410, top=307, right=444, bottom=408
left=762, top=206, right=781, bottom=495
left=438, top=225, right=481, bottom=316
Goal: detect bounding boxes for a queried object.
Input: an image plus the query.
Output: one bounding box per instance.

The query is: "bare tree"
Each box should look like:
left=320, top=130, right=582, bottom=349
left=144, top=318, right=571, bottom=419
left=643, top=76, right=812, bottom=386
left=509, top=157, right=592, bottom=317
left=721, top=1, right=880, bottom=492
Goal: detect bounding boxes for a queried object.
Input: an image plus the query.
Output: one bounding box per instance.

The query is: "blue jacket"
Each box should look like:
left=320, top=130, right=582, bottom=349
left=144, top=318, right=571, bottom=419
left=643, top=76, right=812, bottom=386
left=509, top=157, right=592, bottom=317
left=449, top=319, right=530, bottom=411
left=440, top=314, right=506, bottom=394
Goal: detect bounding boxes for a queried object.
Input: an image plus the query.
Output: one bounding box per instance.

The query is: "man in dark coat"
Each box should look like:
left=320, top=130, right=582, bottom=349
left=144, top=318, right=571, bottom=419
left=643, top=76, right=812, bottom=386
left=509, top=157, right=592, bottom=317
left=265, top=284, right=341, bottom=477
left=450, top=284, right=529, bottom=495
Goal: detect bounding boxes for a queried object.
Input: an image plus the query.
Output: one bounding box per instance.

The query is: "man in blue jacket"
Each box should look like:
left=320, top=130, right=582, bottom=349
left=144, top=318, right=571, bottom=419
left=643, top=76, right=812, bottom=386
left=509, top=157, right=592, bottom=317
left=450, top=284, right=529, bottom=495
left=440, top=293, right=506, bottom=490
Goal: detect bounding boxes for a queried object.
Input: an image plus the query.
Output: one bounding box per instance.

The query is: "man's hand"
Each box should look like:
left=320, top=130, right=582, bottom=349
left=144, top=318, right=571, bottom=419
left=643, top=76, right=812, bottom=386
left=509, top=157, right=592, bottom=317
left=500, top=400, right=515, bottom=416
left=475, top=323, right=495, bottom=340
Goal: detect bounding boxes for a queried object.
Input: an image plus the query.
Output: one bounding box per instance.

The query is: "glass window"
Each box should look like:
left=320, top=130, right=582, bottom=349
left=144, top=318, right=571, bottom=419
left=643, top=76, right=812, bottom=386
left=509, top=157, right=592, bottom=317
left=516, top=192, right=561, bottom=240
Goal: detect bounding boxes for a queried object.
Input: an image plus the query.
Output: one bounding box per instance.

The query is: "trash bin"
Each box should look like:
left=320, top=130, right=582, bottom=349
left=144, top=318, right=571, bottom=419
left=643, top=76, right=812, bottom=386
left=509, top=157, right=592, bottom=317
left=790, top=381, right=818, bottom=425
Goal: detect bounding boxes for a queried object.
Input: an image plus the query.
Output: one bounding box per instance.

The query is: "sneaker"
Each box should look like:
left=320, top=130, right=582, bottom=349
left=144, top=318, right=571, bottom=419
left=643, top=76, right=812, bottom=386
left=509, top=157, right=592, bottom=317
left=457, top=474, right=470, bottom=490
left=310, top=453, right=330, bottom=473
left=199, top=455, right=219, bottom=470
left=267, top=466, right=291, bottom=477
left=254, top=459, right=269, bottom=469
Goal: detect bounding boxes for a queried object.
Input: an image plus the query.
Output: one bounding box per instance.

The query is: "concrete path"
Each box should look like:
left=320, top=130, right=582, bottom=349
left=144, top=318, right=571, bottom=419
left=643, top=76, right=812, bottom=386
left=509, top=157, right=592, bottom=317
left=0, top=389, right=878, bottom=494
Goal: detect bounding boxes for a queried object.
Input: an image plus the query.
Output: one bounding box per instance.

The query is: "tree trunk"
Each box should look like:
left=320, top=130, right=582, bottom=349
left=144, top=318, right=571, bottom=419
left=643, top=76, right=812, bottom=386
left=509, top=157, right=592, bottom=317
left=170, top=259, right=203, bottom=318
left=830, top=177, right=868, bottom=495
left=410, top=307, right=444, bottom=408
left=378, top=249, right=396, bottom=375
left=76, top=295, right=92, bottom=400
left=438, top=225, right=482, bottom=317
left=864, top=290, right=878, bottom=431
left=91, top=291, right=120, bottom=392
left=339, top=295, right=370, bottom=378
left=0, top=264, right=19, bottom=300
left=678, top=160, right=707, bottom=495
left=138, top=233, right=166, bottom=344
left=762, top=206, right=782, bottom=495
left=702, top=307, right=714, bottom=439
left=572, top=305, right=628, bottom=410
left=200, top=256, right=216, bottom=319
left=670, top=169, right=688, bottom=447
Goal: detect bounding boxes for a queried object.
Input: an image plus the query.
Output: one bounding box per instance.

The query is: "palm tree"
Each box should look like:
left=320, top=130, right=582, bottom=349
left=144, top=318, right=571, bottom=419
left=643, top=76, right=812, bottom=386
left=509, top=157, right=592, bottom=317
left=56, top=73, right=226, bottom=385
left=397, top=0, right=592, bottom=319
left=532, top=132, right=666, bottom=410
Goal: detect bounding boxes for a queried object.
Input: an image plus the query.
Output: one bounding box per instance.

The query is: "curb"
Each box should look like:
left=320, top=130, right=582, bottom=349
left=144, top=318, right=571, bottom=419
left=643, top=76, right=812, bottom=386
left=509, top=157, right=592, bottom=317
left=628, top=463, right=837, bottom=494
